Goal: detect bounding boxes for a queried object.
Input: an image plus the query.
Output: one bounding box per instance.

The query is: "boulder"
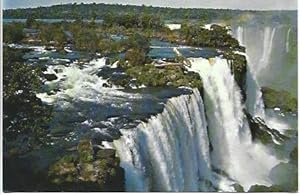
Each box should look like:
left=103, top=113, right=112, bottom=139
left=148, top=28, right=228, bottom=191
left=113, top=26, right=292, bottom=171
left=246, top=112, right=288, bottom=145
left=96, top=149, right=116, bottom=159
left=43, top=73, right=58, bottom=81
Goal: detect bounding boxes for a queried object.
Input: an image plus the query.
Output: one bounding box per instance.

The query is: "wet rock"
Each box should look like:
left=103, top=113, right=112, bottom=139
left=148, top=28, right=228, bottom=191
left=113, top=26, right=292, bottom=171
left=246, top=112, right=288, bottom=145
left=79, top=163, right=97, bottom=182
left=233, top=183, right=244, bottom=192
left=248, top=185, right=284, bottom=192
left=96, top=149, right=115, bottom=159
left=224, top=52, right=247, bottom=102
left=43, top=73, right=58, bottom=81
left=48, top=155, right=78, bottom=184
left=290, top=147, right=298, bottom=164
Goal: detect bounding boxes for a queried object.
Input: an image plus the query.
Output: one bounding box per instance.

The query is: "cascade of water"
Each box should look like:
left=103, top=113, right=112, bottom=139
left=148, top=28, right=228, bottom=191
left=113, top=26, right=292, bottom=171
left=188, top=57, right=281, bottom=191
left=257, top=27, right=276, bottom=75
left=236, top=26, right=244, bottom=46
left=114, top=89, right=214, bottom=192
left=234, top=26, right=266, bottom=119
left=286, top=28, right=291, bottom=53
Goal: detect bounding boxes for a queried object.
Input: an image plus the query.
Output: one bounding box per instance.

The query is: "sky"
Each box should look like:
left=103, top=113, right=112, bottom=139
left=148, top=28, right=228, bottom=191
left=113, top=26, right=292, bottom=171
left=3, top=0, right=298, bottom=10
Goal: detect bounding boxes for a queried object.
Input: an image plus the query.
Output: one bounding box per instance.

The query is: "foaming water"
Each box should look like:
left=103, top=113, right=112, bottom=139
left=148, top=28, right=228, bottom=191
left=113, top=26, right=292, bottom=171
left=37, top=58, right=142, bottom=105
left=114, top=89, right=214, bottom=192
left=188, top=57, right=281, bottom=191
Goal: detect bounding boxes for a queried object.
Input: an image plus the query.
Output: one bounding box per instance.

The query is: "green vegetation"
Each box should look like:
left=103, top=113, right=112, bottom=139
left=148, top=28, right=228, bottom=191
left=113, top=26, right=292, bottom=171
left=3, top=23, right=25, bottom=43
left=39, top=24, right=67, bottom=50
left=4, top=3, right=296, bottom=26
left=180, top=23, right=243, bottom=50
left=103, top=13, right=163, bottom=30
left=261, top=87, right=297, bottom=113
left=3, top=47, right=52, bottom=155
left=125, top=64, right=202, bottom=89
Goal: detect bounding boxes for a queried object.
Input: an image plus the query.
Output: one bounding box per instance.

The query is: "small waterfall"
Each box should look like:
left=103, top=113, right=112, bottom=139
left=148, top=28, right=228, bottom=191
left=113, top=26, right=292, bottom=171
left=286, top=28, right=291, bottom=53
left=188, top=57, right=281, bottom=191
left=236, top=26, right=244, bottom=46
left=257, top=27, right=276, bottom=74
left=114, top=89, right=213, bottom=192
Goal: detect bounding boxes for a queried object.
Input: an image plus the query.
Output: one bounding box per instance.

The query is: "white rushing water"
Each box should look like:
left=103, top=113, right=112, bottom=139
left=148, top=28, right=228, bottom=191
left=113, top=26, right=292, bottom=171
left=235, top=26, right=265, bottom=119
left=187, top=57, right=281, bottom=191
left=114, top=89, right=214, bottom=192
left=286, top=28, right=291, bottom=53
left=37, top=58, right=142, bottom=106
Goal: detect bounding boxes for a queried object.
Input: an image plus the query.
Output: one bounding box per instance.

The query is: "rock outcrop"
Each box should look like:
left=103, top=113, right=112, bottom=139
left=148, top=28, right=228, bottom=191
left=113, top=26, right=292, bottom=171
left=48, top=139, right=124, bottom=191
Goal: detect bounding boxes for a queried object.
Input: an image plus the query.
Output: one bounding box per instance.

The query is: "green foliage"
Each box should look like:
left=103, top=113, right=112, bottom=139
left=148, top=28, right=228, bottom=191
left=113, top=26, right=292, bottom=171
left=4, top=3, right=295, bottom=26
left=77, top=139, right=94, bottom=163
left=3, top=24, right=25, bottom=43
left=125, top=64, right=202, bottom=89
left=26, top=15, right=37, bottom=28
left=125, top=49, right=147, bottom=67
left=48, top=139, right=124, bottom=191
left=261, top=87, right=297, bottom=113
left=180, top=23, right=241, bottom=50
left=3, top=47, right=52, bottom=154
left=71, top=27, right=100, bottom=52
left=103, top=13, right=163, bottom=30
left=39, top=24, right=67, bottom=49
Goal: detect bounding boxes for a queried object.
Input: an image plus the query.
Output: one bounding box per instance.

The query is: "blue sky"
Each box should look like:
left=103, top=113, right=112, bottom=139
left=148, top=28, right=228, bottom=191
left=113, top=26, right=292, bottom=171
left=3, top=0, right=298, bottom=10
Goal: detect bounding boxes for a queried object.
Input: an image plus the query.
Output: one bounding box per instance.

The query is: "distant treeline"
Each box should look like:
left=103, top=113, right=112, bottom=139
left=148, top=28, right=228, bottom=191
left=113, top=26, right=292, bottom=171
left=4, top=3, right=296, bottom=24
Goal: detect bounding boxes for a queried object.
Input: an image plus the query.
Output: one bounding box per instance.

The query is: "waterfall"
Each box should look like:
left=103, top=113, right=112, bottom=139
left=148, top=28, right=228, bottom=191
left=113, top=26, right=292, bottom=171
left=188, top=57, right=281, bottom=191
left=286, top=28, right=291, bottom=53
left=114, top=89, right=214, bottom=192
left=234, top=26, right=266, bottom=118
left=257, top=27, right=276, bottom=75
left=236, top=26, right=244, bottom=46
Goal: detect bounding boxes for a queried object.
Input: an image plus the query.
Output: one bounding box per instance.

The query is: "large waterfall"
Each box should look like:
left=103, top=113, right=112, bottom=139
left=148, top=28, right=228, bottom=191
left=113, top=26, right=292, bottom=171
left=188, top=57, right=280, bottom=191
left=114, top=57, right=281, bottom=192
left=114, top=89, right=213, bottom=191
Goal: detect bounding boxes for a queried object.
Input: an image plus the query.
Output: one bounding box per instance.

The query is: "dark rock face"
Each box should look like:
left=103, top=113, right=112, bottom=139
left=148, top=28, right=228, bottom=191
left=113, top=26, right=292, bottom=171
left=245, top=112, right=287, bottom=145
left=224, top=52, right=247, bottom=102
left=47, top=139, right=125, bottom=192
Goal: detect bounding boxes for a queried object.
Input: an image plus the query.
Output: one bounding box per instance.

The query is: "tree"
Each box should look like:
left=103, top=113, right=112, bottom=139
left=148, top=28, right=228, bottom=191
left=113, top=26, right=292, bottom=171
left=3, top=24, right=25, bottom=43
left=125, top=48, right=147, bottom=66
left=26, top=15, right=37, bottom=28
left=3, top=47, right=52, bottom=155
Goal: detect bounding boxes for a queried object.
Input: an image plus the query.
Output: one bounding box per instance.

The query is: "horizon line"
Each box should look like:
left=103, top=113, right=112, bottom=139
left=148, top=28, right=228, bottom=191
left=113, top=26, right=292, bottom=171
left=3, top=2, right=298, bottom=11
